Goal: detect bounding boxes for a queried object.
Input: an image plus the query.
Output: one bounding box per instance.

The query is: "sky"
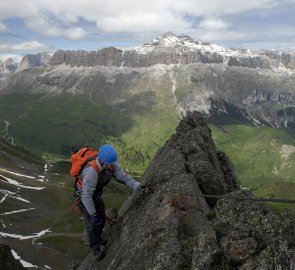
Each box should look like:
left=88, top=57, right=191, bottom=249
left=0, top=0, right=295, bottom=60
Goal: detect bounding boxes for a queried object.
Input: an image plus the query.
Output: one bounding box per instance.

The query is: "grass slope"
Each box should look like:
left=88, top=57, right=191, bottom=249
left=211, top=125, right=295, bottom=187
left=211, top=124, right=295, bottom=213
left=0, top=145, right=133, bottom=269
left=0, top=91, right=179, bottom=170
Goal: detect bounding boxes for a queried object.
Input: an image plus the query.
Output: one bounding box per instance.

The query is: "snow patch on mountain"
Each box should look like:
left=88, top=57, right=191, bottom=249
left=133, top=32, right=257, bottom=60
left=11, top=249, right=38, bottom=268
left=0, top=208, right=36, bottom=216
left=0, top=229, right=51, bottom=240
left=0, top=168, right=36, bottom=179
left=0, top=189, right=31, bottom=203
left=0, top=175, right=45, bottom=190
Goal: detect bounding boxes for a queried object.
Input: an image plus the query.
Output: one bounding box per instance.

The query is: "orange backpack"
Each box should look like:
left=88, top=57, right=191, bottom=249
left=70, top=148, right=100, bottom=190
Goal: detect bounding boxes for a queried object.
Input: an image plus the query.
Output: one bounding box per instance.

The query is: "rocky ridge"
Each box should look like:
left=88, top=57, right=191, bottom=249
left=18, top=52, right=51, bottom=71
left=0, top=53, right=51, bottom=79
left=0, top=58, right=18, bottom=79
left=50, top=32, right=295, bottom=70
left=77, top=112, right=295, bottom=270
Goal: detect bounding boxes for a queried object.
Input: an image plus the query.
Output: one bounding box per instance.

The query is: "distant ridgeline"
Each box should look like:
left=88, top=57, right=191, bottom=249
left=0, top=32, right=294, bottom=189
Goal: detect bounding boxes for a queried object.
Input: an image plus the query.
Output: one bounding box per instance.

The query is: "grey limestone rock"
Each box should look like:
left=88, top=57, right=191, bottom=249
left=282, top=50, right=295, bottom=69
left=19, top=52, right=51, bottom=71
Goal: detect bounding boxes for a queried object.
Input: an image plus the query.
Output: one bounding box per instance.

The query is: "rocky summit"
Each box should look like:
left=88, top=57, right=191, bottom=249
left=77, top=112, right=295, bottom=270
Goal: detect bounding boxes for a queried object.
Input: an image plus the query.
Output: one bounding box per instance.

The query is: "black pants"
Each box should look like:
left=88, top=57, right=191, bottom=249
left=81, top=197, right=106, bottom=255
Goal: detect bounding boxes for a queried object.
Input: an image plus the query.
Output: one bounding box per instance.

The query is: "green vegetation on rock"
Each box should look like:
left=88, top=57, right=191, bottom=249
left=210, top=124, right=295, bottom=188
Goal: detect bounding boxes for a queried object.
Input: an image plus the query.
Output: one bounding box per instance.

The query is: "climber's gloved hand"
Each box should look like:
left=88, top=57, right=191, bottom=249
left=91, top=214, right=101, bottom=226
left=141, top=184, right=153, bottom=194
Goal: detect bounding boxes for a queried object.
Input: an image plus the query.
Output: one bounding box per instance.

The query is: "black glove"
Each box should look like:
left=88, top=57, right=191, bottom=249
left=91, top=214, right=101, bottom=225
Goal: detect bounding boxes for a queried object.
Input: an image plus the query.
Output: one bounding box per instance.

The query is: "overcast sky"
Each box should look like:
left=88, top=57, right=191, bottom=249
left=1, top=0, right=295, bottom=60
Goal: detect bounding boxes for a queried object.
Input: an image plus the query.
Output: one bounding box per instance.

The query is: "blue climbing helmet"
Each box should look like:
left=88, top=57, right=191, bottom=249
left=99, top=144, right=118, bottom=164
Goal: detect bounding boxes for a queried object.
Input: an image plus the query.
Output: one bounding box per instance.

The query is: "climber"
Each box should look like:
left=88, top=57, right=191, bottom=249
left=71, top=144, right=152, bottom=260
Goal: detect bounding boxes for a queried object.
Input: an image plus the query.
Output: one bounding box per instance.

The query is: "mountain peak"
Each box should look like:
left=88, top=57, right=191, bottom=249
left=144, top=32, right=200, bottom=48
left=132, top=32, right=229, bottom=56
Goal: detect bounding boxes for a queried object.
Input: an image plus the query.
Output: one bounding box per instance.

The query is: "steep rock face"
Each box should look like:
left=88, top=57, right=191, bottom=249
left=0, top=53, right=51, bottom=79
left=0, top=244, right=25, bottom=270
left=49, top=33, right=295, bottom=70
left=4, top=58, right=18, bottom=73
left=19, top=52, right=51, bottom=70
left=0, top=58, right=18, bottom=78
left=50, top=46, right=224, bottom=68
left=228, top=55, right=271, bottom=69
left=281, top=50, right=295, bottom=69
left=77, top=112, right=294, bottom=270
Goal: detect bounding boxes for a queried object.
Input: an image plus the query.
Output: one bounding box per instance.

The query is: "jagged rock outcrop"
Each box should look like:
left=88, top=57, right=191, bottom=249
left=281, top=50, right=295, bottom=69
left=4, top=58, right=18, bottom=73
left=0, top=58, right=18, bottom=78
left=77, top=112, right=295, bottom=270
left=228, top=55, right=271, bottom=69
left=18, top=52, right=51, bottom=70
left=0, top=244, right=25, bottom=270
left=0, top=53, right=51, bottom=79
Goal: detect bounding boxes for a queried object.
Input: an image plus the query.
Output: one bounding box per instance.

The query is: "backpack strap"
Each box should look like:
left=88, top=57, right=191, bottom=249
left=75, top=155, right=100, bottom=191
left=79, top=154, right=99, bottom=175
left=88, top=158, right=100, bottom=175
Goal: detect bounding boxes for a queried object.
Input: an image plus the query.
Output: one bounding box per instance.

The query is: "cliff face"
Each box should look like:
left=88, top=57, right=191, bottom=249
left=50, top=33, right=295, bottom=70
left=18, top=52, right=51, bottom=71
left=77, top=112, right=295, bottom=270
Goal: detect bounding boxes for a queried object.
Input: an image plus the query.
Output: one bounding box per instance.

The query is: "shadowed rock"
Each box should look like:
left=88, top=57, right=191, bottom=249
left=0, top=244, right=25, bottom=270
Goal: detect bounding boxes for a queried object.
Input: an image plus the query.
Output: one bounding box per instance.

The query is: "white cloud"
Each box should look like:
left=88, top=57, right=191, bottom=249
left=97, top=12, right=192, bottom=33
left=0, top=1, right=293, bottom=34
left=0, top=42, right=44, bottom=61
left=0, top=54, right=23, bottom=62
left=0, top=22, right=6, bottom=31
left=25, top=16, right=87, bottom=40
left=0, top=0, right=295, bottom=50
left=0, top=41, right=48, bottom=52
left=200, top=30, right=249, bottom=42
left=170, top=0, right=281, bottom=16
left=199, top=18, right=229, bottom=31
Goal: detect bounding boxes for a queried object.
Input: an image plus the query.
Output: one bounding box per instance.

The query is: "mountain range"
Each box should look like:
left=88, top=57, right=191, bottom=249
left=0, top=32, right=294, bottom=189
left=1, top=32, right=295, bottom=129
left=0, top=33, right=295, bottom=269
